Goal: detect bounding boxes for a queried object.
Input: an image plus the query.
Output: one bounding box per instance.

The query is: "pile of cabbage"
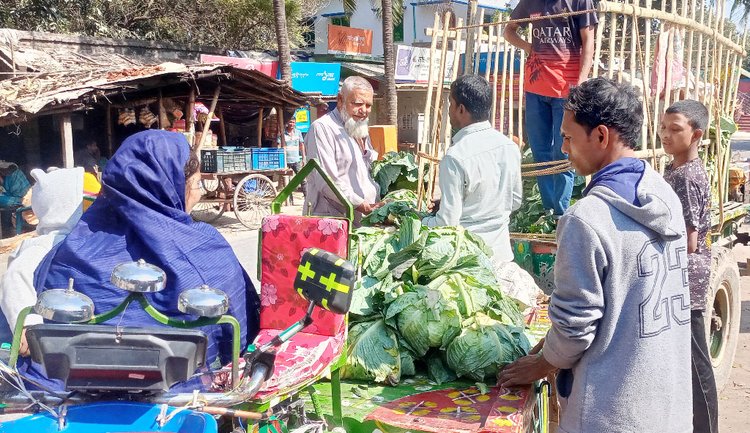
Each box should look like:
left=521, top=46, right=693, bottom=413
left=342, top=190, right=531, bottom=385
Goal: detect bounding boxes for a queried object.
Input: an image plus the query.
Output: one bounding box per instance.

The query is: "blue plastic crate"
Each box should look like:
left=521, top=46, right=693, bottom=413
left=251, top=148, right=286, bottom=170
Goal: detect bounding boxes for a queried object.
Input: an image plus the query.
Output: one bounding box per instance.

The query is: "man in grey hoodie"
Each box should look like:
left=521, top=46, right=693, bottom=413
left=498, top=77, right=692, bottom=433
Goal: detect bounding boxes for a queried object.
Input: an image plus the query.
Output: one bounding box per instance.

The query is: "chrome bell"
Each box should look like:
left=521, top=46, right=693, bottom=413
left=178, top=285, right=229, bottom=318
left=34, top=278, right=95, bottom=323
left=110, top=259, right=167, bottom=293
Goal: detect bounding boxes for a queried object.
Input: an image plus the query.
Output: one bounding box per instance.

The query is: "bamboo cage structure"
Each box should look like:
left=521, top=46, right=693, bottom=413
left=417, top=0, right=747, bottom=223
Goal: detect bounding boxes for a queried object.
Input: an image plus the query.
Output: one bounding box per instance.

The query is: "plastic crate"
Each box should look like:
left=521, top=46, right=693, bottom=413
left=251, top=148, right=286, bottom=170
left=201, top=148, right=252, bottom=173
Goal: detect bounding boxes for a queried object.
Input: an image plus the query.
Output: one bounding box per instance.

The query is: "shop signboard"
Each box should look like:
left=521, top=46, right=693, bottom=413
left=328, top=25, right=373, bottom=55
left=295, top=108, right=311, bottom=133
left=200, top=55, right=278, bottom=78
left=289, top=62, right=341, bottom=96
left=394, top=45, right=455, bottom=83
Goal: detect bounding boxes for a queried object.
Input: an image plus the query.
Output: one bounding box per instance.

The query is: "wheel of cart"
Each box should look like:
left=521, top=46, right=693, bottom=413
left=233, top=173, right=277, bottom=229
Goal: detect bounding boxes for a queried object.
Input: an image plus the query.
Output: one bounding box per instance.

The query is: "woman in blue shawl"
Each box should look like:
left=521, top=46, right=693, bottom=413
left=33, top=130, right=260, bottom=370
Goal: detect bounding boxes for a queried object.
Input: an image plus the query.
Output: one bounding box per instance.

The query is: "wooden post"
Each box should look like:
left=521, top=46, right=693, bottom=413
left=257, top=108, right=264, bottom=148
left=500, top=40, right=509, bottom=135
left=421, top=13, right=441, bottom=155
left=464, top=1, right=479, bottom=75
left=518, top=30, right=525, bottom=145
left=593, top=12, right=606, bottom=78
left=508, top=44, right=516, bottom=139
left=473, top=9, right=485, bottom=76
left=106, top=104, right=114, bottom=157
left=187, top=87, right=196, bottom=147
left=618, top=14, right=628, bottom=83
left=158, top=90, right=166, bottom=130
left=485, top=23, right=494, bottom=82
left=685, top=0, right=697, bottom=100
left=663, top=25, right=675, bottom=114
left=644, top=17, right=654, bottom=145
left=491, top=22, right=502, bottom=127
left=197, top=86, right=221, bottom=150
left=60, top=114, right=74, bottom=169
left=277, top=106, right=286, bottom=148
left=445, top=17, right=465, bottom=149
left=695, top=2, right=707, bottom=102
left=607, top=12, right=617, bottom=79
left=217, top=106, right=228, bottom=147
left=430, top=11, right=452, bottom=154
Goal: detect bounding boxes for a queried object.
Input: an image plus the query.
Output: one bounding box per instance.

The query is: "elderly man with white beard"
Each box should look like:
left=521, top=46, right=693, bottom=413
left=304, top=76, right=382, bottom=225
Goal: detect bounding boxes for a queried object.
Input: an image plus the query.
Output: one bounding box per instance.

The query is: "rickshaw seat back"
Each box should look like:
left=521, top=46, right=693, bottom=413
left=26, top=323, right=207, bottom=392
left=258, top=214, right=349, bottom=337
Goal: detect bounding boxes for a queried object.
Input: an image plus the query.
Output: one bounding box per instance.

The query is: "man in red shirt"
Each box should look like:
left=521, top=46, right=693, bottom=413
left=504, top=0, right=597, bottom=216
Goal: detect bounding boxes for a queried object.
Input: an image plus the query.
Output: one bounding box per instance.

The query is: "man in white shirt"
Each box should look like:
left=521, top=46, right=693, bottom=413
left=423, top=75, right=523, bottom=263
left=305, top=76, right=381, bottom=225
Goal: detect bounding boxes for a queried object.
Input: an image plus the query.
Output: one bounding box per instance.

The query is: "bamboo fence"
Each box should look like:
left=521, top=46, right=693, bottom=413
left=417, top=0, right=747, bottom=220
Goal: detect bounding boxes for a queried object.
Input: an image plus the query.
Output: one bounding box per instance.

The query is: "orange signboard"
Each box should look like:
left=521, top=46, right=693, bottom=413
left=327, top=24, right=373, bottom=55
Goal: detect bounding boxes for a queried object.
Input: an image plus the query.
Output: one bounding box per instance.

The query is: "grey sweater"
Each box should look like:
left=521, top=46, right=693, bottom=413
left=543, top=165, right=692, bottom=433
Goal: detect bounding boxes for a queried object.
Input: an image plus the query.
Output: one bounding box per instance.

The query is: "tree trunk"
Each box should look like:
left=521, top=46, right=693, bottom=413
left=273, top=0, right=292, bottom=82
left=382, top=0, right=398, bottom=125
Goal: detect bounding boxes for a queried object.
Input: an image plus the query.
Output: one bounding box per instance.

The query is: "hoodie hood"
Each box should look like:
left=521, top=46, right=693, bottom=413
left=586, top=164, right=684, bottom=241
left=31, top=167, right=84, bottom=236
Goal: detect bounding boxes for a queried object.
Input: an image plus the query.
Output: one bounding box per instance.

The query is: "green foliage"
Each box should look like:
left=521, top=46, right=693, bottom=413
left=343, top=215, right=528, bottom=385
left=0, top=0, right=312, bottom=50
left=371, top=152, right=426, bottom=196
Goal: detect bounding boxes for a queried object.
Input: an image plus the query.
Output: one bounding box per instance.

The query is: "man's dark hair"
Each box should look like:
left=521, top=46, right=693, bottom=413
left=665, top=99, right=709, bottom=131
left=565, top=77, right=643, bottom=149
left=450, top=75, right=492, bottom=122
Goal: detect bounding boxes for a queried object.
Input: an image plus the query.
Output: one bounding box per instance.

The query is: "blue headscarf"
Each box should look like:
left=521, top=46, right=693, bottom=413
left=34, top=130, right=259, bottom=367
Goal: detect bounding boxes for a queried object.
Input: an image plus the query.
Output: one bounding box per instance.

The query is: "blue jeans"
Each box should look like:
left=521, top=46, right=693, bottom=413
left=525, top=92, right=574, bottom=215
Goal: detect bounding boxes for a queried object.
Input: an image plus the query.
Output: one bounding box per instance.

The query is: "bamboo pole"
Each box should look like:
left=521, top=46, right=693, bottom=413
left=644, top=16, right=654, bottom=146
left=106, top=104, right=114, bottom=157
left=197, top=86, right=221, bottom=150
left=445, top=17, right=465, bottom=149
left=508, top=44, right=516, bottom=139
left=666, top=0, right=677, bottom=105
left=464, top=1, right=478, bottom=75
left=685, top=0, right=697, bottom=100
left=217, top=106, right=227, bottom=147
left=731, top=28, right=749, bottom=114
left=695, top=3, right=707, bottom=102
left=491, top=23, right=502, bottom=127
left=187, top=87, right=196, bottom=147
left=500, top=39, right=509, bottom=135
left=618, top=13, right=628, bottom=83
left=158, top=90, right=165, bottom=130
left=257, top=108, right=264, bottom=148
left=607, top=12, right=617, bottom=79
left=421, top=13, right=441, bottom=155
left=597, top=2, right=744, bottom=55
left=518, top=30, right=525, bottom=145
left=430, top=11, right=452, bottom=153
left=485, top=23, right=494, bottom=82
left=473, top=9, right=485, bottom=75
left=593, top=12, right=605, bottom=78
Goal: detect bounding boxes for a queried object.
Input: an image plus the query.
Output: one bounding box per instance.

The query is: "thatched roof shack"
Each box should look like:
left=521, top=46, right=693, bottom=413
left=0, top=61, right=308, bottom=167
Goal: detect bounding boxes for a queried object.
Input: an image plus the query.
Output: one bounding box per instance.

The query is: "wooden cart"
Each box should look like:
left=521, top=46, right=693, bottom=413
left=191, top=168, right=291, bottom=229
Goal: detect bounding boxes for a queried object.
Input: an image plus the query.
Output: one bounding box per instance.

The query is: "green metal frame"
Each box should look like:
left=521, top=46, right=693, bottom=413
left=259, top=158, right=353, bottom=426
left=10, top=293, right=242, bottom=386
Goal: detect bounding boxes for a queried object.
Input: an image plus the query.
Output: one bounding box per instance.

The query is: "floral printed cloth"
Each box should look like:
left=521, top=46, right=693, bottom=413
left=259, top=214, right=349, bottom=336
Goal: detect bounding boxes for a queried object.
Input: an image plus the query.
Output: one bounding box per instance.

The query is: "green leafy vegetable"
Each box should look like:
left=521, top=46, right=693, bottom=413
left=341, top=319, right=402, bottom=385
left=371, top=152, right=421, bottom=195
left=446, top=313, right=531, bottom=381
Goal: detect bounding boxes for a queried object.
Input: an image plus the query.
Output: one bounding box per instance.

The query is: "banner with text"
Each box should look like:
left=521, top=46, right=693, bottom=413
left=328, top=25, right=373, bottom=55
left=395, top=45, right=455, bottom=83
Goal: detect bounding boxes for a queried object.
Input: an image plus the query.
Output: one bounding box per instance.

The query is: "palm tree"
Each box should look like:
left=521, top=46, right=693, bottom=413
left=273, top=0, right=293, bottom=82
left=344, top=0, right=403, bottom=125
left=382, top=0, right=398, bottom=125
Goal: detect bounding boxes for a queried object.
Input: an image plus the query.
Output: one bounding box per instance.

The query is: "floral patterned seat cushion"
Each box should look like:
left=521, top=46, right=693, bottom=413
left=252, top=329, right=345, bottom=398
left=259, top=214, right=349, bottom=337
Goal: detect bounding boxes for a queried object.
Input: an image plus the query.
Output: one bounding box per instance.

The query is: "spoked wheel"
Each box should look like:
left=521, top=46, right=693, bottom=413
left=191, top=201, right=225, bottom=223
left=191, top=180, right=226, bottom=224
left=201, top=178, right=220, bottom=193
left=233, top=174, right=277, bottom=229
